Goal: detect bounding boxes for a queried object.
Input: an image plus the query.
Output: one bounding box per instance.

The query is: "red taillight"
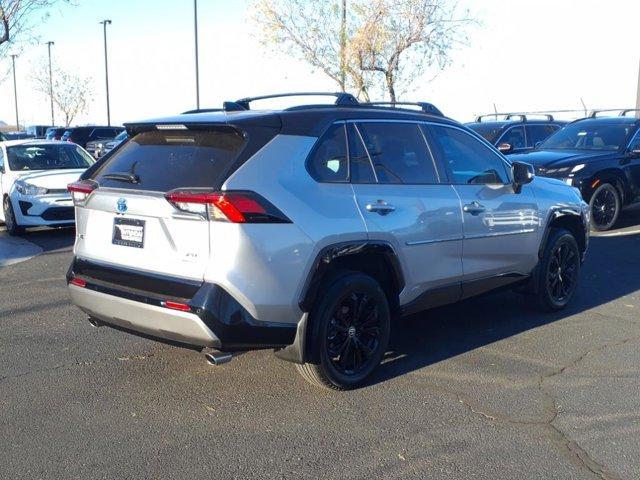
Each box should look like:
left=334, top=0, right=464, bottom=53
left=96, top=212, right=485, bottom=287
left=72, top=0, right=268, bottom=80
left=69, top=277, right=86, bottom=288
left=162, top=300, right=191, bottom=312
left=164, top=190, right=289, bottom=224
left=68, top=181, right=98, bottom=206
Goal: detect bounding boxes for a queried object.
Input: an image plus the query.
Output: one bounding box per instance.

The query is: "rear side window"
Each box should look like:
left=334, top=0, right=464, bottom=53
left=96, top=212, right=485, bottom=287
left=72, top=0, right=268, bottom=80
left=306, top=124, right=349, bottom=182
left=526, top=124, right=559, bottom=147
left=347, top=124, right=376, bottom=183
left=356, top=122, right=439, bottom=184
left=427, top=125, right=508, bottom=184
left=94, top=128, right=246, bottom=191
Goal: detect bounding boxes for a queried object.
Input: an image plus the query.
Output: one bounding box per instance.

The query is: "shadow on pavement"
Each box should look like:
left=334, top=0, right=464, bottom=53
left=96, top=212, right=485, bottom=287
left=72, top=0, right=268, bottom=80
left=17, top=226, right=76, bottom=253
left=371, top=230, right=640, bottom=386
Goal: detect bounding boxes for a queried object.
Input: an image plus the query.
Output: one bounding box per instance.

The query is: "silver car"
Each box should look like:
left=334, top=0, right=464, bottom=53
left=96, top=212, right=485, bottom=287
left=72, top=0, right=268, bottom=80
left=66, top=93, right=589, bottom=390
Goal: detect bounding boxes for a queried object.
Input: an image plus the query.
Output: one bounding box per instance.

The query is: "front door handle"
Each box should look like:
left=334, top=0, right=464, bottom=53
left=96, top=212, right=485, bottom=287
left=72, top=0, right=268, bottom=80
left=366, top=200, right=396, bottom=216
left=463, top=201, right=486, bottom=216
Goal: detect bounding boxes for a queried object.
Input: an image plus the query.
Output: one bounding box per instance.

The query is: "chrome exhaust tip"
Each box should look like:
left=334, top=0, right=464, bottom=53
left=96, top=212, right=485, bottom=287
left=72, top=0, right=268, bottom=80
left=87, top=316, right=103, bottom=328
left=204, top=351, right=233, bottom=366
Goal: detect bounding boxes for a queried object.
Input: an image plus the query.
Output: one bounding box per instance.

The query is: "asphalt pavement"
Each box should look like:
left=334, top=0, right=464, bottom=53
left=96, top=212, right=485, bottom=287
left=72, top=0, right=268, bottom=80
left=1, top=208, right=639, bottom=479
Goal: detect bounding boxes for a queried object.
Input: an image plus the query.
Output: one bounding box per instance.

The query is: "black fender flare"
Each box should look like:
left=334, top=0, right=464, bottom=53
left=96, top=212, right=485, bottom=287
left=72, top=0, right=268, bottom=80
left=298, top=240, right=405, bottom=313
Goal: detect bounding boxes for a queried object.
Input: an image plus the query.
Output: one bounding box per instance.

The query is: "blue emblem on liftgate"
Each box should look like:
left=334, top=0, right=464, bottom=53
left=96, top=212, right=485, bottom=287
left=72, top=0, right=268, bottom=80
left=116, top=198, right=127, bottom=213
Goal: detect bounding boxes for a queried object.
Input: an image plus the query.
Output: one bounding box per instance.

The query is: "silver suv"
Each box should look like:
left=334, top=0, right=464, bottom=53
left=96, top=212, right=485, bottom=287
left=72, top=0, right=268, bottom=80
left=67, top=93, right=589, bottom=390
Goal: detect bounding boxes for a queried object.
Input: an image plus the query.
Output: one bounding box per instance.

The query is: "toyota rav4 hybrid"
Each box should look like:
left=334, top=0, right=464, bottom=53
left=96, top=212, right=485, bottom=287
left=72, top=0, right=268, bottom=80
left=510, top=109, right=640, bottom=231
left=1, top=140, right=95, bottom=235
left=66, top=93, right=589, bottom=390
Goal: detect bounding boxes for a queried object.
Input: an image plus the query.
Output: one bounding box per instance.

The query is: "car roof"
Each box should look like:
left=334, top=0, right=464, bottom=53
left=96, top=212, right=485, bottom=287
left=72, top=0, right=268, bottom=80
left=125, top=106, right=461, bottom=137
left=466, top=119, right=564, bottom=127
left=1, top=139, right=71, bottom=148
left=568, top=116, right=640, bottom=126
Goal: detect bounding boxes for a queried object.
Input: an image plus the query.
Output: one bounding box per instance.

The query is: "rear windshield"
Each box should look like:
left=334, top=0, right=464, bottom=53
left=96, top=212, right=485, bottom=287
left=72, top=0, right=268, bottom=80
left=7, top=144, right=94, bottom=171
left=93, top=128, right=246, bottom=191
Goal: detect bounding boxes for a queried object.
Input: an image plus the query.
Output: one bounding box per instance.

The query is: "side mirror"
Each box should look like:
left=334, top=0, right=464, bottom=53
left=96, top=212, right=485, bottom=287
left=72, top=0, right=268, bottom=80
left=535, top=141, right=543, bottom=149
left=498, top=142, right=513, bottom=153
left=512, top=161, right=535, bottom=193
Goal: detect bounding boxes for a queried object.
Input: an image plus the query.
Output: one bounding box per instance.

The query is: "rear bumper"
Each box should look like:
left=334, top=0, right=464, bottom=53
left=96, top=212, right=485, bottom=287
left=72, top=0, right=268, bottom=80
left=69, top=284, right=221, bottom=348
left=67, top=257, right=296, bottom=352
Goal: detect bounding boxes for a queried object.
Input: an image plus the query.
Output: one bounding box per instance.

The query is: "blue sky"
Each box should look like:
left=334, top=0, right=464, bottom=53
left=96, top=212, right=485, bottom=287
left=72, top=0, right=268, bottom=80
left=1, top=0, right=639, bottom=127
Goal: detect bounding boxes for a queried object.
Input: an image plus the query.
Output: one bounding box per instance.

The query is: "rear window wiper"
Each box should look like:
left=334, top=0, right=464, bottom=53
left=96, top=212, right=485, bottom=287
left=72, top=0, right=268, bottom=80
left=102, top=172, right=140, bottom=184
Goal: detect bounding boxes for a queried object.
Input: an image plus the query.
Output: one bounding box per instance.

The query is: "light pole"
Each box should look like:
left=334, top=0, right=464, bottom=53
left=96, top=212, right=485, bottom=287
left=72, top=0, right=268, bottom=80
left=46, top=41, right=55, bottom=125
left=10, top=54, right=19, bottom=130
left=99, top=19, right=112, bottom=126
left=194, top=0, right=200, bottom=109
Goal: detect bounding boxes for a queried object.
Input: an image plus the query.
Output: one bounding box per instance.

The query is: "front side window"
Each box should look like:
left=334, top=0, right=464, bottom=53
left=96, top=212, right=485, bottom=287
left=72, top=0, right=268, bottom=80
left=428, top=125, right=508, bottom=185
left=541, top=123, right=634, bottom=151
left=499, top=126, right=526, bottom=149
left=355, top=122, right=439, bottom=184
left=527, top=124, right=559, bottom=147
left=6, top=144, right=94, bottom=171
left=307, top=124, right=349, bottom=183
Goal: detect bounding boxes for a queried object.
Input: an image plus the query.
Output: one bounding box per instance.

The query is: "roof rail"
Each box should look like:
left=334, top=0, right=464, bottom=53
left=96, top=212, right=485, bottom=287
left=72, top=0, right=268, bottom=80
left=588, top=108, right=640, bottom=118
left=620, top=109, right=640, bottom=117
left=361, top=101, right=443, bottom=116
left=475, top=112, right=555, bottom=122
left=223, top=92, right=359, bottom=111
left=181, top=108, right=224, bottom=114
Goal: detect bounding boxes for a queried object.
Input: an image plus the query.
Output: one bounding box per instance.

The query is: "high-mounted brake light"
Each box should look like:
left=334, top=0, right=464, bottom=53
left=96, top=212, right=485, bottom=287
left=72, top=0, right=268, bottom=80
left=68, top=181, right=98, bottom=206
left=164, top=190, right=290, bottom=224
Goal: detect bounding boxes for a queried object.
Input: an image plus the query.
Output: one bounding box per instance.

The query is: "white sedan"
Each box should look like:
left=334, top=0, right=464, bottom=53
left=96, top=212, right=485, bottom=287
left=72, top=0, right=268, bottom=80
left=0, top=140, right=95, bottom=235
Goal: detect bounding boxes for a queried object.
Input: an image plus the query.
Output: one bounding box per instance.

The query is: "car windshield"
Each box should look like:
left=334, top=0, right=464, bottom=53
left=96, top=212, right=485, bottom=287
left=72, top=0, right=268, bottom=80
left=541, top=123, right=634, bottom=151
left=467, top=124, right=503, bottom=143
left=7, top=144, right=94, bottom=171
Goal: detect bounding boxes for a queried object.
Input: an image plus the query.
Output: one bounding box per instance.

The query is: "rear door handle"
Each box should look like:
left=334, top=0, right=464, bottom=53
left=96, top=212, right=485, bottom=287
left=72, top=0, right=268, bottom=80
left=366, top=200, right=396, bottom=216
left=463, top=201, right=486, bottom=216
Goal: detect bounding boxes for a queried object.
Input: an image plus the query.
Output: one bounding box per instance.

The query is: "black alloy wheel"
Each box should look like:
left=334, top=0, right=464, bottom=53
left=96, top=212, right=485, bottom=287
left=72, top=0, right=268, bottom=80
left=326, top=292, right=382, bottom=376
left=296, top=271, right=390, bottom=390
left=590, top=183, right=620, bottom=231
left=547, top=240, right=579, bottom=304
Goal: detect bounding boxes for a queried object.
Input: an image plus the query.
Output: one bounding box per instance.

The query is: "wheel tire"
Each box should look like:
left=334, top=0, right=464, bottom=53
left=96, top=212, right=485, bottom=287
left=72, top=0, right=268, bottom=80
left=529, top=228, right=580, bottom=312
left=589, top=183, right=620, bottom=231
left=3, top=196, right=24, bottom=236
left=296, top=271, right=391, bottom=390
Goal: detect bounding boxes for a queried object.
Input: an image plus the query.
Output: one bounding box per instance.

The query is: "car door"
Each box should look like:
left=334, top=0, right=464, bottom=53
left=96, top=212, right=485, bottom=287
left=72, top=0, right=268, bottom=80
left=349, top=121, right=464, bottom=310
left=0, top=147, right=5, bottom=220
left=624, top=128, right=640, bottom=201
left=425, top=124, right=540, bottom=297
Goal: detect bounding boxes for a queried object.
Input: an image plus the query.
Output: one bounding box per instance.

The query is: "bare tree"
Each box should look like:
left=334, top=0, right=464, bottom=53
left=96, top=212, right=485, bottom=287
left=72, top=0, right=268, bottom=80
left=0, top=1, right=70, bottom=57
left=32, top=61, right=93, bottom=126
left=254, top=0, right=350, bottom=91
left=253, top=0, right=475, bottom=102
left=351, top=0, right=474, bottom=102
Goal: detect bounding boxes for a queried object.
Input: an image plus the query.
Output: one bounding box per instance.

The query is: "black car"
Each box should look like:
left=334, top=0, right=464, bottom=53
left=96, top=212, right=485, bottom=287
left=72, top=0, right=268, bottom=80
left=25, top=125, right=55, bottom=138
left=466, top=113, right=565, bottom=155
left=61, top=126, right=124, bottom=149
left=510, top=109, right=640, bottom=231
left=45, top=127, right=66, bottom=140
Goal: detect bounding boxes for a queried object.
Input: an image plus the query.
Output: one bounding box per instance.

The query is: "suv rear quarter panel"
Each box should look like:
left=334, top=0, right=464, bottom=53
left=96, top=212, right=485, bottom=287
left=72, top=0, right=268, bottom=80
left=217, top=134, right=369, bottom=324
